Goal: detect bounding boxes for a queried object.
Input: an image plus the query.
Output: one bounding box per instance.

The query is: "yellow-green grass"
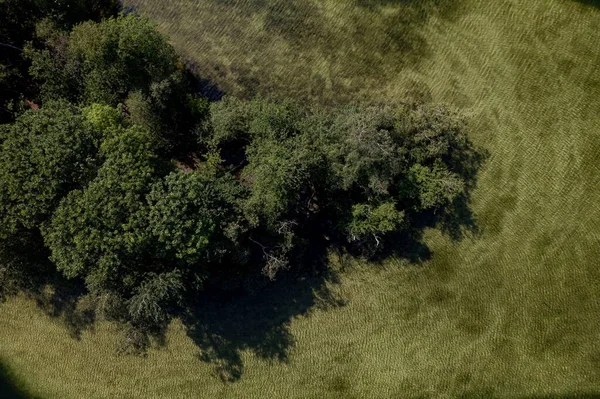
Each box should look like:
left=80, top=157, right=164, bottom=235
left=2, top=0, right=600, bottom=397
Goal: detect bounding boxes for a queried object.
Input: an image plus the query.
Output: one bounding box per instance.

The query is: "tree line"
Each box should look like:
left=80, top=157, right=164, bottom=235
left=0, top=2, right=484, bottom=341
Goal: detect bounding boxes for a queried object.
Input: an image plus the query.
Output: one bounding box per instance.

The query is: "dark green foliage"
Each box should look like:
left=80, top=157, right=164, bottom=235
left=241, top=103, right=322, bottom=227
left=26, top=15, right=209, bottom=152
left=0, top=9, right=484, bottom=341
left=205, top=99, right=332, bottom=277
left=0, top=0, right=46, bottom=121
left=27, top=15, right=180, bottom=105
left=42, top=125, right=163, bottom=291
left=125, top=73, right=210, bottom=153
left=40, top=125, right=246, bottom=324
left=0, top=0, right=120, bottom=123
left=204, top=98, right=481, bottom=275
left=346, top=202, right=405, bottom=242
left=46, top=0, right=121, bottom=27
left=0, top=230, right=53, bottom=302
left=147, top=169, right=247, bottom=267
left=319, top=104, right=482, bottom=248
left=0, top=101, right=101, bottom=237
left=128, top=270, right=185, bottom=325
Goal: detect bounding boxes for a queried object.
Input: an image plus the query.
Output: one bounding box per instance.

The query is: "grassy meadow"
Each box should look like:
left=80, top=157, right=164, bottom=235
left=2, top=0, right=600, bottom=397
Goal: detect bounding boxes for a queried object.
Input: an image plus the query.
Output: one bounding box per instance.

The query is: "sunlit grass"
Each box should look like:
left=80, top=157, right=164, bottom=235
left=2, top=0, right=600, bottom=397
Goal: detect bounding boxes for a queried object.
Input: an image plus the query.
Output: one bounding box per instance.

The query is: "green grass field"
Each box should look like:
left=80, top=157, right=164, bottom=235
left=2, top=0, right=600, bottom=397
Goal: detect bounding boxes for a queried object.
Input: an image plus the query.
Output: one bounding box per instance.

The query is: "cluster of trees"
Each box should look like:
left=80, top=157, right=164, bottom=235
left=0, top=5, right=482, bottom=332
left=0, top=0, right=121, bottom=122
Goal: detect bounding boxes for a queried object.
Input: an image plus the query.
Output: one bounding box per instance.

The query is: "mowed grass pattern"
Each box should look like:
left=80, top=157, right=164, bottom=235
left=2, top=0, right=600, bottom=397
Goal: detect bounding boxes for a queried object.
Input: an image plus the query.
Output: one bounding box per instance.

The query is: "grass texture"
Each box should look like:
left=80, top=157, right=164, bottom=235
left=1, top=0, right=600, bottom=397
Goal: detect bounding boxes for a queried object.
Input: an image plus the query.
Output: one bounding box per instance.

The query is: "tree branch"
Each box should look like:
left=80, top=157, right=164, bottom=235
left=0, top=42, right=23, bottom=52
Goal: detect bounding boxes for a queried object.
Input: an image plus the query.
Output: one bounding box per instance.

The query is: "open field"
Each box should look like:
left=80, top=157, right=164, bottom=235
left=2, top=0, right=600, bottom=397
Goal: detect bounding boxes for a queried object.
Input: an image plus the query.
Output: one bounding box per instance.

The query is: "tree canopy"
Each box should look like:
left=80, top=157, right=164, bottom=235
left=0, top=0, right=121, bottom=122
left=0, top=101, right=101, bottom=237
left=0, top=12, right=484, bottom=334
left=27, top=15, right=180, bottom=105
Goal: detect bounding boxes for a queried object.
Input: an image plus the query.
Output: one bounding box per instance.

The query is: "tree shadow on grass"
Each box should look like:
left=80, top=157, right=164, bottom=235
left=30, top=277, right=95, bottom=341
left=178, top=198, right=481, bottom=385
left=344, top=199, right=479, bottom=268
left=0, top=230, right=346, bottom=383
left=359, top=143, right=489, bottom=265
left=0, top=205, right=478, bottom=384
left=0, top=360, right=42, bottom=399
left=0, top=160, right=486, bottom=384
left=264, top=0, right=465, bottom=64
left=181, top=258, right=346, bottom=382
left=0, top=230, right=96, bottom=341
left=576, top=0, right=600, bottom=7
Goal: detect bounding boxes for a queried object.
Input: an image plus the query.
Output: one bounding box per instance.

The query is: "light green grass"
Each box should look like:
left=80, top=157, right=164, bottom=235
left=2, top=0, right=600, bottom=397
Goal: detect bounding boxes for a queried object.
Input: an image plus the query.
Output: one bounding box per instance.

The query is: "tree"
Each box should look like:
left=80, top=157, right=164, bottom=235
left=125, top=73, right=210, bottom=153
left=0, top=0, right=485, bottom=337
left=27, top=14, right=180, bottom=105
left=0, top=0, right=120, bottom=123
left=202, top=99, right=483, bottom=275
left=128, top=269, right=185, bottom=326
left=41, top=125, right=248, bottom=325
left=42, top=125, right=164, bottom=293
left=346, top=201, right=405, bottom=245
left=0, top=100, right=101, bottom=237
left=206, top=98, right=333, bottom=278
left=317, top=104, right=481, bottom=248
left=26, top=14, right=209, bottom=153
left=146, top=168, right=247, bottom=268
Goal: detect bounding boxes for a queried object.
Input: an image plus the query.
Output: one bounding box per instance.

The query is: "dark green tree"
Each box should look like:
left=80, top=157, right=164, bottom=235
left=207, top=100, right=482, bottom=261
left=0, top=0, right=120, bottom=123
left=0, top=101, right=101, bottom=237
left=0, top=1, right=485, bottom=337
left=26, top=14, right=210, bottom=152
left=27, top=14, right=180, bottom=105
left=42, top=125, right=164, bottom=292
left=146, top=168, right=247, bottom=268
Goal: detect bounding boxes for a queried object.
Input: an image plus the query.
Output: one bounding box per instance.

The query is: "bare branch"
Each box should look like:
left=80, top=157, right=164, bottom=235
left=0, top=42, right=23, bottom=52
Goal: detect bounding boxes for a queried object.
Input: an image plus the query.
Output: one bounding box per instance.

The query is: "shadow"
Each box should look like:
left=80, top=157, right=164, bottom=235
left=181, top=267, right=346, bottom=382
left=263, top=0, right=464, bottom=62
left=196, top=79, right=225, bottom=102
left=576, top=0, right=600, bottom=7
left=386, top=229, right=433, bottom=263
left=346, top=226, right=433, bottom=265
left=0, top=360, right=42, bottom=399
left=30, top=277, right=95, bottom=340
left=438, top=145, right=490, bottom=241
left=1, top=230, right=346, bottom=384
left=184, top=59, right=226, bottom=102
left=0, top=230, right=96, bottom=340
left=433, top=140, right=490, bottom=242
left=437, top=194, right=480, bottom=241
